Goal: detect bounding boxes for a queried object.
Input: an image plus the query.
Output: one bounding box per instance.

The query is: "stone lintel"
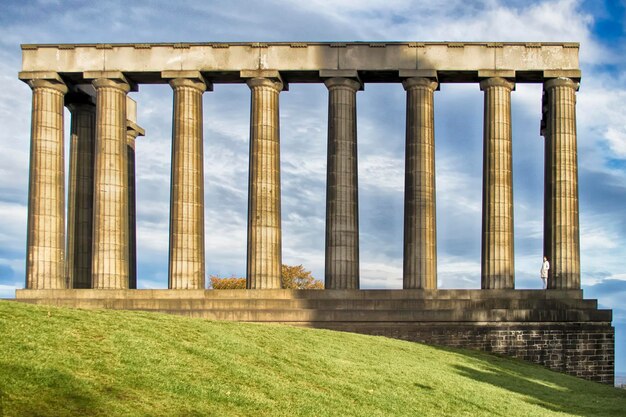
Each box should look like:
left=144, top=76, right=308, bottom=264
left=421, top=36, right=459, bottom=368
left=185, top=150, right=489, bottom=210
left=126, top=120, right=145, bottom=137
left=320, top=69, right=358, bottom=78
left=399, top=69, right=438, bottom=80
left=161, top=70, right=213, bottom=91
left=478, top=69, right=515, bottom=79
left=126, top=96, right=138, bottom=123
left=543, top=69, right=581, bottom=81
left=126, top=96, right=144, bottom=137
left=84, top=70, right=138, bottom=91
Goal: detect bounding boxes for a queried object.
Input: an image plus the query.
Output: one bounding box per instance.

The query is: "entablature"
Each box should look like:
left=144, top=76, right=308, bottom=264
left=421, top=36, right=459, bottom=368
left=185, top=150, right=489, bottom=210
left=20, top=41, right=581, bottom=86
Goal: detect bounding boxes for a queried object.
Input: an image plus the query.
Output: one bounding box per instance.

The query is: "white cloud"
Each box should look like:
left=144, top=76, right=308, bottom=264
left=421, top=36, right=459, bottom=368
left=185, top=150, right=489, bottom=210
left=578, top=77, right=626, bottom=163
left=438, top=259, right=482, bottom=289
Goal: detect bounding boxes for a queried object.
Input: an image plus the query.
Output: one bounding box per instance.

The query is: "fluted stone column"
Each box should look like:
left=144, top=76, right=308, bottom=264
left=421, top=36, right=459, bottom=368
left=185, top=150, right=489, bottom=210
left=91, top=77, right=131, bottom=289
left=126, top=98, right=145, bottom=290
left=66, top=94, right=96, bottom=289
left=168, top=77, right=207, bottom=289
left=542, top=77, right=580, bottom=289
left=324, top=77, right=361, bottom=289
left=402, top=77, right=438, bottom=289
left=480, top=77, right=515, bottom=289
left=246, top=77, right=283, bottom=289
left=24, top=77, right=68, bottom=289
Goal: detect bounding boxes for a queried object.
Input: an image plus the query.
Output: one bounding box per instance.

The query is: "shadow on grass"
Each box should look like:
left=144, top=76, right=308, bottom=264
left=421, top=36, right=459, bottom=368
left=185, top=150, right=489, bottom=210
left=0, top=363, right=106, bottom=417
left=450, top=353, right=625, bottom=417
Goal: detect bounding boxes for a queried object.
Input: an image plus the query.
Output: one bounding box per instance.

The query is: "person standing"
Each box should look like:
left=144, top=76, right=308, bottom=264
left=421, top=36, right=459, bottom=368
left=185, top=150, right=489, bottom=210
left=540, top=256, right=550, bottom=289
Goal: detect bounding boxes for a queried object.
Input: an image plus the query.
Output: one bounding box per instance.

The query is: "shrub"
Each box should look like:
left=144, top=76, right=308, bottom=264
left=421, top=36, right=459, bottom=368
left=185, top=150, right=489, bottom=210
left=208, top=264, right=323, bottom=289
left=209, top=276, right=246, bottom=289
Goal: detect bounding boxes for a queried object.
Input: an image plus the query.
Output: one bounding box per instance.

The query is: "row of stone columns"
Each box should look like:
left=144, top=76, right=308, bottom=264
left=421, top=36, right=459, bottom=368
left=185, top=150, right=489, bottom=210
left=22, top=72, right=581, bottom=290
left=23, top=73, right=143, bottom=290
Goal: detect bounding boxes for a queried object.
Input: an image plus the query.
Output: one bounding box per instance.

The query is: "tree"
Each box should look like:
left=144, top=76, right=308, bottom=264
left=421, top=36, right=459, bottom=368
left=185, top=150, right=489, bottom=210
left=208, top=264, right=323, bottom=289
left=280, top=264, right=324, bottom=289
left=208, top=276, right=246, bottom=289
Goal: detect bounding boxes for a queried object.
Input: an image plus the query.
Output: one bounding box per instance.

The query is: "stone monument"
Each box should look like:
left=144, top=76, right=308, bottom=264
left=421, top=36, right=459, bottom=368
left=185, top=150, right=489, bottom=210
left=15, top=42, right=614, bottom=384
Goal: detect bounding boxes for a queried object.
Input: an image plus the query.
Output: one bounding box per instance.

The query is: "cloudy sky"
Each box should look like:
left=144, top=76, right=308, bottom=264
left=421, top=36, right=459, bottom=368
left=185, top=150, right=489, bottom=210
left=0, top=0, right=624, bottom=374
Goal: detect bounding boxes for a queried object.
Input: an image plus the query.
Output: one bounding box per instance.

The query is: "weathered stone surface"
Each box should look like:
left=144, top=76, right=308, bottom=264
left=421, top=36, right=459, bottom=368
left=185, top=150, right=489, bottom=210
left=20, top=42, right=580, bottom=83
left=23, top=77, right=68, bottom=290
left=90, top=77, right=131, bottom=289
left=542, top=78, right=580, bottom=289
left=17, top=40, right=610, bottom=385
left=324, top=77, right=361, bottom=289
left=480, top=77, right=515, bottom=289
left=403, top=77, right=438, bottom=289
left=246, top=78, right=283, bottom=289
left=345, top=323, right=614, bottom=385
left=167, top=76, right=207, bottom=289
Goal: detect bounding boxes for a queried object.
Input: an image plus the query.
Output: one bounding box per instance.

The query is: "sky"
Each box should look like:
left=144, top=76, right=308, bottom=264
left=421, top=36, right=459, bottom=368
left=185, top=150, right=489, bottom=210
left=0, top=0, right=624, bottom=374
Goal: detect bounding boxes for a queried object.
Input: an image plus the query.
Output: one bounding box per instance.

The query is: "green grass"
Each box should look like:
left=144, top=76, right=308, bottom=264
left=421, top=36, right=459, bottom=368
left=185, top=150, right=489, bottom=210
left=0, top=301, right=624, bottom=417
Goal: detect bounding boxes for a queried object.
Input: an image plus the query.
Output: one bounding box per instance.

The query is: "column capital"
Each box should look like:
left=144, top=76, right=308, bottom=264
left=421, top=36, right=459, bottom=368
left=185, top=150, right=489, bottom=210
left=402, top=77, right=438, bottom=92
left=246, top=77, right=284, bottom=92
left=86, top=71, right=136, bottom=92
left=91, top=78, right=131, bottom=93
left=480, top=77, right=515, bottom=91
left=27, top=78, right=68, bottom=94
left=544, top=77, right=579, bottom=91
left=163, top=70, right=212, bottom=92
left=19, top=71, right=67, bottom=94
left=168, top=77, right=208, bottom=92
left=323, top=77, right=361, bottom=91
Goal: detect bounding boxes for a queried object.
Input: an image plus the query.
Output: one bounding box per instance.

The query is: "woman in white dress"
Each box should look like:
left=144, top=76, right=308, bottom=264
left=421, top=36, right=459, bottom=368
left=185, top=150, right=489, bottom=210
left=540, top=257, right=550, bottom=289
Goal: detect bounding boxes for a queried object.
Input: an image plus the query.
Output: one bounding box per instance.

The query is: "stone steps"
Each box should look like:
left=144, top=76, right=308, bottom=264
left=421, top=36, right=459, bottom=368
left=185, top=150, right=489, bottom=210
left=15, top=296, right=597, bottom=311
left=151, top=308, right=611, bottom=322
left=16, top=299, right=611, bottom=323
left=15, top=288, right=584, bottom=300
left=15, top=288, right=610, bottom=324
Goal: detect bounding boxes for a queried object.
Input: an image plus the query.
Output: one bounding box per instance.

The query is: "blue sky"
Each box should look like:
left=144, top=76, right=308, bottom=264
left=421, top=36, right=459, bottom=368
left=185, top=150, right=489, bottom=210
left=0, top=0, right=624, bottom=374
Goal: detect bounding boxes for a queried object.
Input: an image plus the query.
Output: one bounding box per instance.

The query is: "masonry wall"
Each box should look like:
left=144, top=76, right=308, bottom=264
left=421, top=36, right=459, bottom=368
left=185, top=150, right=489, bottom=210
left=328, top=323, right=615, bottom=384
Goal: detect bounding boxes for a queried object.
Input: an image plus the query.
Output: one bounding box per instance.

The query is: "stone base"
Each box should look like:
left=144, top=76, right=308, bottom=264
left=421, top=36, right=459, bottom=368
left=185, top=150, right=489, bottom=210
left=15, top=288, right=614, bottom=384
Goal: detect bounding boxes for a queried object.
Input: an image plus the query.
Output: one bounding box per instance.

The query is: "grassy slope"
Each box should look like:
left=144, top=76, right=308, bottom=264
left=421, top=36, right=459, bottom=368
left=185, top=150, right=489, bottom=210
left=0, top=301, right=624, bottom=417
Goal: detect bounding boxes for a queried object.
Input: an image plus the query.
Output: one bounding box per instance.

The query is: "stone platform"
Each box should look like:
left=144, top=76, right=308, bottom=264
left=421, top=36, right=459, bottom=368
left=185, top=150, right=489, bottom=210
left=15, top=289, right=614, bottom=384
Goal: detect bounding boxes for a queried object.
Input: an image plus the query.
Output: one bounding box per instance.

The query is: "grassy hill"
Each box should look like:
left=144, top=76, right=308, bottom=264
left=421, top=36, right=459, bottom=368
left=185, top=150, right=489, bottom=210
left=0, top=300, right=624, bottom=417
